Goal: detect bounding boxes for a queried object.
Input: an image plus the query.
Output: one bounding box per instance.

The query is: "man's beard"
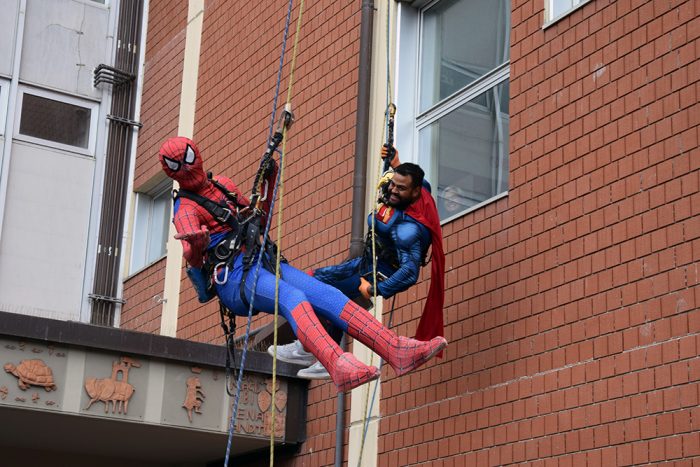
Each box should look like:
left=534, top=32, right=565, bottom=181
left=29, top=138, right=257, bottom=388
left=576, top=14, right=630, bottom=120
left=385, top=193, right=412, bottom=210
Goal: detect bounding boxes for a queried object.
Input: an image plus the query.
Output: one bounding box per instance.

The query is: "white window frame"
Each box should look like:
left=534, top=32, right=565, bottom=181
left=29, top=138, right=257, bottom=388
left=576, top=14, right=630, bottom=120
left=13, top=85, right=100, bottom=156
left=74, top=0, right=109, bottom=8
left=128, top=181, right=172, bottom=276
left=0, top=77, right=10, bottom=137
left=397, top=0, right=510, bottom=225
left=544, top=0, right=592, bottom=28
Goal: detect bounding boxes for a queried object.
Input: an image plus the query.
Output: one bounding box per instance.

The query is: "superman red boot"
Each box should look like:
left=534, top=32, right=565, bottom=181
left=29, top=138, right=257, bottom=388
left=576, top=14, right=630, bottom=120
left=290, top=303, right=379, bottom=392
left=339, top=301, right=447, bottom=376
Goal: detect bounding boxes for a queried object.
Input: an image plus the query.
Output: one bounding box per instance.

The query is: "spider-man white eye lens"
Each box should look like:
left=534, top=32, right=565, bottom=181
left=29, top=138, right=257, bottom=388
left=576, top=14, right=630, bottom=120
left=163, top=156, right=181, bottom=171
left=184, top=145, right=196, bottom=165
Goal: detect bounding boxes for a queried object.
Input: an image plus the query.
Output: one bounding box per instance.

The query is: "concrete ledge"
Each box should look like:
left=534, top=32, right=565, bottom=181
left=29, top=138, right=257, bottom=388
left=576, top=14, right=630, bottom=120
left=0, top=310, right=302, bottom=377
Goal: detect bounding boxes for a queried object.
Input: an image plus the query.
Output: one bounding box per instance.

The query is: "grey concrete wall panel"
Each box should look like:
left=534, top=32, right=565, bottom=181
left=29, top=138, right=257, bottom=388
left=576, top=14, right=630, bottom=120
left=20, top=0, right=110, bottom=99
left=161, top=364, right=225, bottom=431
left=0, top=143, right=93, bottom=321
left=0, top=337, right=68, bottom=410
left=0, top=0, right=20, bottom=77
left=80, top=352, right=149, bottom=421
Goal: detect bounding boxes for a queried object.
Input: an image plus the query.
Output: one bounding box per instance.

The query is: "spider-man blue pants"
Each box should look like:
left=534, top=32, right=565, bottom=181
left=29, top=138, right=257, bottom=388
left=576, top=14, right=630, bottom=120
left=212, top=252, right=446, bottom=392
left=214, top=253, right=351, bottom=335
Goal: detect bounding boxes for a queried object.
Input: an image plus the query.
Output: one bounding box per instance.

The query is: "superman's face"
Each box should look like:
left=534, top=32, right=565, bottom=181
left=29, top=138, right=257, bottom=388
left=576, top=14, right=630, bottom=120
left=386, top=172, right=421, bottom=210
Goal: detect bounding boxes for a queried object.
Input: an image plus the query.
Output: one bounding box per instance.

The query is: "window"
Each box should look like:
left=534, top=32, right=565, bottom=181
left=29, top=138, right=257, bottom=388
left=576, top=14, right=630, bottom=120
left=15, top=86, right=99, bottom=155
left=545, top=0, right=591, bottom=25
left=130, top=183, right=172, bottom=273
left=412, top=0, right=510, bottom=221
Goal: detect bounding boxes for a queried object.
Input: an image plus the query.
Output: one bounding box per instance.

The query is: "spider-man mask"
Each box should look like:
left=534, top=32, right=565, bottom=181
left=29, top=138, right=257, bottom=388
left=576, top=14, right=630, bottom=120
left=158, top=136, right=207, bottom=191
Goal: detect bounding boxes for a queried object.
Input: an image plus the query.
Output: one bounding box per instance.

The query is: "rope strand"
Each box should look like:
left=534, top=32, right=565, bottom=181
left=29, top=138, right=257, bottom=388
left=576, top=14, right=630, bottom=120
left=270, top=2, right=304, bottom=465
left=223, top=0, right=296, bottom=464
left=357, top=1, right=394, bottom=465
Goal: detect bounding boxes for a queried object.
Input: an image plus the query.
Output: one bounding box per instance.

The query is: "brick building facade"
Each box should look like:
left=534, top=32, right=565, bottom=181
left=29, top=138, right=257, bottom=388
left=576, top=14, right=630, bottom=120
left=121, top=0, right=700, bottom=465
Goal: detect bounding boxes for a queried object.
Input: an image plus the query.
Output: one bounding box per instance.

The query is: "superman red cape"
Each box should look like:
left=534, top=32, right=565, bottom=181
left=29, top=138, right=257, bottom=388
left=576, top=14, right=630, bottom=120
left=405, top=187, right=445, bottom=343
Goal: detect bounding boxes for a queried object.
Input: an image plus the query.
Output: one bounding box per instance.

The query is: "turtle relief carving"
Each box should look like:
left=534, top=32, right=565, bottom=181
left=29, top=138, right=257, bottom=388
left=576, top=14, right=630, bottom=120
left=84, top=357, right=141, bottom=414
left=4, top=359, right=57, bottom=391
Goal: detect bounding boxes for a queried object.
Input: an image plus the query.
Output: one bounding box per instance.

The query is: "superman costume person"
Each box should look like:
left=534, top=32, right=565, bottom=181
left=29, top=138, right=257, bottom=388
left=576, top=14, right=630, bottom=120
left=272, top=148, right=446, bottom=378
left=314, top=151, right=446, bottom=341
left=159, top=136, right=447, bottom=392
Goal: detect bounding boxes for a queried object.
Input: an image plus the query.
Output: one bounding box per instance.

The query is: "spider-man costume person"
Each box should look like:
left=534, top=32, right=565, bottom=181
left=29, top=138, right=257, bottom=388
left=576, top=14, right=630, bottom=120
left=159, top=136, right=447, bottom=392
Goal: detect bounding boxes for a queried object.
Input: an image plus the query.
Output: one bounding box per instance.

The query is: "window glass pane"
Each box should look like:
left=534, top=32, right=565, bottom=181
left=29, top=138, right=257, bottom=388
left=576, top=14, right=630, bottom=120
left=551, top=0, right=574, bottom=18
left=420, top=80, right=510, bottom=220
left=131, top=194, right=149, bottom=272
left=19, top=93, right=91, bottom=148
left=420, top=0, right=510, bottom=112
left=131, top=186, right=171, bottom=274
left=147, top=191, right=170, bottom=263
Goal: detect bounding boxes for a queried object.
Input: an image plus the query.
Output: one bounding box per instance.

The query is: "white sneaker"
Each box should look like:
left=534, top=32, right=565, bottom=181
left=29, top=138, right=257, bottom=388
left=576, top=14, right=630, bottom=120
left=267, top=340, right=316, bottom=366
left=297, top=360, right=330, bottom=380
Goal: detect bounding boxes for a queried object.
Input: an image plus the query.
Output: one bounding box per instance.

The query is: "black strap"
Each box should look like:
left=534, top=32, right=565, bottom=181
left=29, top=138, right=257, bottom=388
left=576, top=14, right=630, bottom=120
left=208, top=174, right=248, bottom=210
left=177, top=189, right=236, bottom=226
left=218, top=301, right=238, bottom=397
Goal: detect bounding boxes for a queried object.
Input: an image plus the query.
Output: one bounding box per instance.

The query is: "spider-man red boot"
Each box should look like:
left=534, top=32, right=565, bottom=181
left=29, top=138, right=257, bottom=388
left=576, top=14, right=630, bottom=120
left=340, top=301, right=447, bottom=376
left=291, top=303, right=379, bottom=392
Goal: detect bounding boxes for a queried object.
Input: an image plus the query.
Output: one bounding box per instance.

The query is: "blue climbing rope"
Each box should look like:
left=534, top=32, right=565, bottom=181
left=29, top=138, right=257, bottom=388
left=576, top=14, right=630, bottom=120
left=223, top=0, right=295, bottom=464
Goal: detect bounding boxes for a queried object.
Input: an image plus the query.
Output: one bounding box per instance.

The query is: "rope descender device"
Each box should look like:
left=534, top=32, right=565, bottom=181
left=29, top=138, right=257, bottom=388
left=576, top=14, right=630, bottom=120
left=249, top=104, right=294, bottom=213
left=383, top=103, right=397, bottom=174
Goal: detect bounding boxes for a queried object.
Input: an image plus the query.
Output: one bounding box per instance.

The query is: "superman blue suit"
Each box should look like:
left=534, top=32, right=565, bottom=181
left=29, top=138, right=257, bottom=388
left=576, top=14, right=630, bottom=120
left=314, top=201, right=431, bottom=300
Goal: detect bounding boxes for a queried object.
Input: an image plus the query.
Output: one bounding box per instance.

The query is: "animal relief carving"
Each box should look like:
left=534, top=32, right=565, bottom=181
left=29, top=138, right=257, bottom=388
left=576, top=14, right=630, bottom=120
left=84, top=357, right=141, bottom=414
left=182, top=376, right=206, bottom=422
left=4, top=360, right=57, bottom=391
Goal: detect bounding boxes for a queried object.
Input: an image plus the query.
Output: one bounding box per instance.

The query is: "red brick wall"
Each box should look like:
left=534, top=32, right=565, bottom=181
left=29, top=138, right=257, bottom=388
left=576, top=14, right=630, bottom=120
left=172, top=0, right=361, bottom=348
left=121, top=0, right=187, bottom=332
left=177, top=1, right=362, bottom=464
left=120, top=258, right=166, bottom=333
left=133, top=0, right=187, bottom=189
left=375, top=0, right=700, bottom=465
left=126, top=0, right=700, bottom=465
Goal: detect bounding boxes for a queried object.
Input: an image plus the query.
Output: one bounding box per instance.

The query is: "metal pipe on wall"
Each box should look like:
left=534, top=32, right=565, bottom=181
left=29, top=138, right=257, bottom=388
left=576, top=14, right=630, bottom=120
left=91, top=0, right=144, bottom=325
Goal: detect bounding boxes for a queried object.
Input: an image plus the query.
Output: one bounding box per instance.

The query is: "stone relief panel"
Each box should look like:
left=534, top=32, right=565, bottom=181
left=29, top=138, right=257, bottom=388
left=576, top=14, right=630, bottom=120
left=182, top=367, right=206, bottom=423
left=84, top=356, right=140, bottom=414
left=81, top=354, right=148, bottom=420
left=162, top=365, right=223, bottom=430
left=0, top=336, right=295, bottom=438
left=233, top=374, right=287, bottom=440
left=0, top=338, right=66, bottom=410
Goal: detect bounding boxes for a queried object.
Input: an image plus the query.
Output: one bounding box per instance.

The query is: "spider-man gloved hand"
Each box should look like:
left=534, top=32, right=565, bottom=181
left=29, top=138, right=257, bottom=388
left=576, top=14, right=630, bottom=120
left=175, top=225, right=210, bottom=268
